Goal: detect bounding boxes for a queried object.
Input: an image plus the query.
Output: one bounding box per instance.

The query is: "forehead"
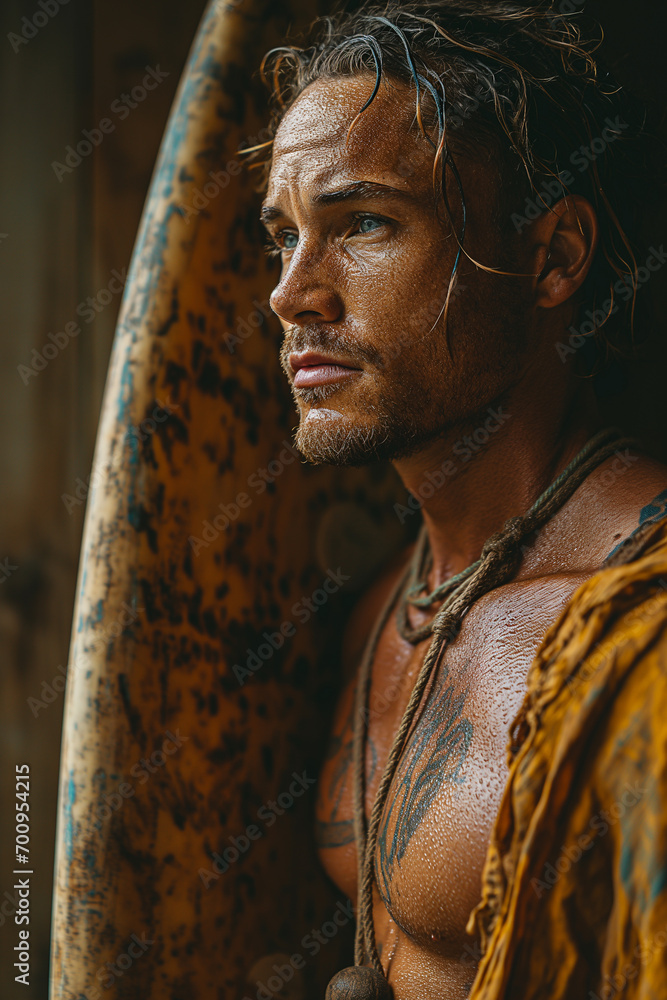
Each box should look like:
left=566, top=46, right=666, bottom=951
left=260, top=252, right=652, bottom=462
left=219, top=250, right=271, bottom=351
left=267, top=74, right=438, bottom=203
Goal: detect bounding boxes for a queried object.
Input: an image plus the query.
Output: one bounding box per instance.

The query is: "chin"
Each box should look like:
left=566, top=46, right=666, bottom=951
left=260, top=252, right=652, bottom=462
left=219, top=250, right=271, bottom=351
left=293, top=405, right=423, bottom=467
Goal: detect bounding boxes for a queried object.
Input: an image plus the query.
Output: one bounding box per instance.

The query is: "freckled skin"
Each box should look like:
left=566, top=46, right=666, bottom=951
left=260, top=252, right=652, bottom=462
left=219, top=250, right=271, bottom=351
left=268, top=75, right=531, bottom=467
left=264, top=75, right=667, bottom=997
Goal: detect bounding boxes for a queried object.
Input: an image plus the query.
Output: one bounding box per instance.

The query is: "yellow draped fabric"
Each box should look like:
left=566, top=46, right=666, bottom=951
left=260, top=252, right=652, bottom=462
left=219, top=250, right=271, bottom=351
left=468, top=519, right=667, bottom=1000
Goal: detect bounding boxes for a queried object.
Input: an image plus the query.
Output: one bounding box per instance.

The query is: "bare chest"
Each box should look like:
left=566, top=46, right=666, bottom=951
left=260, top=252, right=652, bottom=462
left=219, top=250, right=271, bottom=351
left=316, top=572, right=589, bottom=961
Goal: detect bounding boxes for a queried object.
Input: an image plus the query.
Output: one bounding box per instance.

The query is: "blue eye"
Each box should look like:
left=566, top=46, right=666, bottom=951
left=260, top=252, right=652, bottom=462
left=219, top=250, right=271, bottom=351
left=266, top=216, right=386, bottom=257
left=358, top=217, right=383, bottom=233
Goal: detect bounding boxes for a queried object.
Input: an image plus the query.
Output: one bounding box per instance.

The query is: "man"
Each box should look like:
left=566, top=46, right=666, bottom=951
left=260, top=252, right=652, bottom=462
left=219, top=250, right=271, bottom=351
left=251, top=3, right=667, bottom=997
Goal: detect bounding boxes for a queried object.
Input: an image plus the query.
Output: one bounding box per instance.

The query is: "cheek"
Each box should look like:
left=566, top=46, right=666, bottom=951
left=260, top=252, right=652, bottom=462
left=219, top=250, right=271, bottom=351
left=343, top=239, right=454, bottom=337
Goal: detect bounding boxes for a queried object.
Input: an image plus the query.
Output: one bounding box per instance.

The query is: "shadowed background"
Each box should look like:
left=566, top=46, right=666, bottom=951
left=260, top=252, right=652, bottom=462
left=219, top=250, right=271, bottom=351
left=0, top=1, right=665, bottom=997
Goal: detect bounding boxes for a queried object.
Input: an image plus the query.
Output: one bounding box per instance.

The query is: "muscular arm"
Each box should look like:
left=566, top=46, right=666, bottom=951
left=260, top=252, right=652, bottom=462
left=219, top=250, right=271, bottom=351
left=315, top=543, right=413, bottom=856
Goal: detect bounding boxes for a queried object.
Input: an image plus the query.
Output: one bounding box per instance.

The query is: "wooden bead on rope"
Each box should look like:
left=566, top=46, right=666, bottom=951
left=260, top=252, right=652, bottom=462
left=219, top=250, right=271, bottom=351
left=325, top=965, right=394, bottom=999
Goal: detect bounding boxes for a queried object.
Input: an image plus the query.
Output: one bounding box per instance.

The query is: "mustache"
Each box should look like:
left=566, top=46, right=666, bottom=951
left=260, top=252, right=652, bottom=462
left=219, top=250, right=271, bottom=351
left=279, top=325, right=385, bottom=372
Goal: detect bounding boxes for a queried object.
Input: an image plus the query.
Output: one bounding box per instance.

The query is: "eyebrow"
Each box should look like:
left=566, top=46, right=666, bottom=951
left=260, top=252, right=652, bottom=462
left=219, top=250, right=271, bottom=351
left=260, top=180, right=414, bottom=226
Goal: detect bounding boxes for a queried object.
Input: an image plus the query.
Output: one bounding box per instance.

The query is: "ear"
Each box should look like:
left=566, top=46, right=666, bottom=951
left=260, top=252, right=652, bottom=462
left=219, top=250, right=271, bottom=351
left=527, top=195, right=599, bottom=310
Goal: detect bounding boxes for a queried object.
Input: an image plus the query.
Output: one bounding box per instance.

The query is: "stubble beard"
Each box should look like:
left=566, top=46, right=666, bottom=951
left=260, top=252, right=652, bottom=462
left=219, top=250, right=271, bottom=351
left=277, top=285, right=527, bottom=467
left=279, top=322, right=459, bottom=467
left=287, top=374, right=451, bottom=467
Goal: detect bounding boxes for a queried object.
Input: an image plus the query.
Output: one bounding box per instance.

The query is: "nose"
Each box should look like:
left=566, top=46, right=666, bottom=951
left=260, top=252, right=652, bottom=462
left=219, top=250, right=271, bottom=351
left=269, top=244, right=343, bottom=326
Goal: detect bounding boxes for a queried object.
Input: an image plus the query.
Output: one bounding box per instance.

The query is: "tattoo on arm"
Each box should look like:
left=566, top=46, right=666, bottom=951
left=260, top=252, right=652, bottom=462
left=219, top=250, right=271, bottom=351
left=376, top=664, right=473, bottom=906
left=605, top=489, right=667, bottom=561
left=316, top=696, right=378, bottom=850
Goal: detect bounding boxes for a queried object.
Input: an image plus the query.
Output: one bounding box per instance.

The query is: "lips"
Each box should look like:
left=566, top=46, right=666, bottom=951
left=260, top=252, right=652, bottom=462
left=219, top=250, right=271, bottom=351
left=289, top=351, right=362, bottom=389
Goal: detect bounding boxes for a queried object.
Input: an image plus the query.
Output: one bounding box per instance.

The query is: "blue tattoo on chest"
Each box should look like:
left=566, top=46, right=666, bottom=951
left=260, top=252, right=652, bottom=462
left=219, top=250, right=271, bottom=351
left=376, top=664, right=473, bottom=905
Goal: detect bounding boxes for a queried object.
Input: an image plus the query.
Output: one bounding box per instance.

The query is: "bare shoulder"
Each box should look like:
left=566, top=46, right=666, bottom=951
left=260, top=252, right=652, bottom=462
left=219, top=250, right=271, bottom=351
left=586, top=450, right=667, bottom=558
left=532, top=450, right=667, bottom=575
left=340, top=540, right=414, bottom=682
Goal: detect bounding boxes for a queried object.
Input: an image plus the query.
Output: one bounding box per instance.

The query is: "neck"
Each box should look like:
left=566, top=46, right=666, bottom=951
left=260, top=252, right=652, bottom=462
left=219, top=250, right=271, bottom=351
left=392, top=386, right=601, bottom=587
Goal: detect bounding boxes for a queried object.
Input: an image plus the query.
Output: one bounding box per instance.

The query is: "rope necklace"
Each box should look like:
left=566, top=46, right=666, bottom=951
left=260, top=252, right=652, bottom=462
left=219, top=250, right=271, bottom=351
left=325, top=427, right=632, bottom=999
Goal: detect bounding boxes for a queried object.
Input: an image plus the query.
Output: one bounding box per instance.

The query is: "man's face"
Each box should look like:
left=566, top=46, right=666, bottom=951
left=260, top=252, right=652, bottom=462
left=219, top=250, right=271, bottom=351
left=263, top=74, right=530, bottom=465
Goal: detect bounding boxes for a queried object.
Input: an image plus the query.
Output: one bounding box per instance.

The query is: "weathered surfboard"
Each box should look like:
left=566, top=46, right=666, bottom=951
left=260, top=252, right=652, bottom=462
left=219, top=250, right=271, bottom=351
left=49, top=1, right=408, bottom=997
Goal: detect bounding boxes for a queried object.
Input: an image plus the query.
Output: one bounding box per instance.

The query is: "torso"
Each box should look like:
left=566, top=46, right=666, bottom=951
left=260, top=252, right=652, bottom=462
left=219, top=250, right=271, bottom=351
left=315, top=454, right=667, bottom=999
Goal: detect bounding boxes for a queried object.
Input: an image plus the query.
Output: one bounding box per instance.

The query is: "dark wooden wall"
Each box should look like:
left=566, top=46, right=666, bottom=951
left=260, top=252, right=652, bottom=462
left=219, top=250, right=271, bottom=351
left=0, top=1, right=664, bottom=997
